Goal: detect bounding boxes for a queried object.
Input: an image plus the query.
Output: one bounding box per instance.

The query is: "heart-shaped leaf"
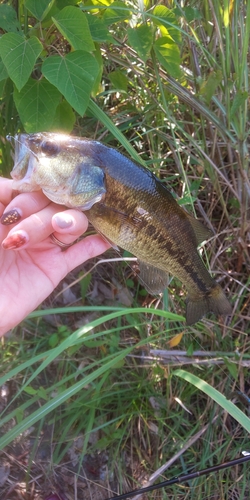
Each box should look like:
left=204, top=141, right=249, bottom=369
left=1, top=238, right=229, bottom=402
left=14, top=78, right=61, bottom=132
left=50, top=100, right=76, bottom=133
left=127, top=24, right=153, bottom=62
left=52, top=6, right=95, bottom=51
left=86, top=14, right=114, bottom=43
left=0, top=33, right=42, bottom=91
left=42, top=51, right=99, bottom=116
left=0, top=58, right=8, bottom=82
left=24, top=0, right=55, bottom=21
left=0, top=4, right=21, bottom=33
left=154, top=37, right=181, bottom=79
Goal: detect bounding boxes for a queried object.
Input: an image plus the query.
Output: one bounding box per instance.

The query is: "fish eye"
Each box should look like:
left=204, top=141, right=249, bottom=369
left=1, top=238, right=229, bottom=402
left=40, top=141, right=60, bottom=156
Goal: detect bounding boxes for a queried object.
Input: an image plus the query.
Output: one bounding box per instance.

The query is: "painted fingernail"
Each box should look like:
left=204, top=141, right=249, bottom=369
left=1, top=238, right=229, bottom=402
left=2, top=230, right=29, bottom=250
left=1, top=208, right=22, bottom=225
left=53, top=213, right=74, bottom=229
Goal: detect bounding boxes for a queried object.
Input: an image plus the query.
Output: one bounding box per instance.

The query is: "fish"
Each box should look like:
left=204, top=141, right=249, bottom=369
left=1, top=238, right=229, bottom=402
left=10, top=132, right=232, bottom=325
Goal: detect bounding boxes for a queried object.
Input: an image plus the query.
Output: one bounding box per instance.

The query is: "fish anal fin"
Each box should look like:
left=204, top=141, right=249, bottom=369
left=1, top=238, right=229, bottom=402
left=186, top=214, right=213, bottom=246
left=186, top=284, right=232, bottom=325
left=137, top=261, right=169, bottom=294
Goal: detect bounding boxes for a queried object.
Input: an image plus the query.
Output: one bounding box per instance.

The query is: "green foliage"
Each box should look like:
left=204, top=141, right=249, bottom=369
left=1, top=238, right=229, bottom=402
left=24, top=0, right=55, bottom=21
left=174, top=369, right=250, bottom=433
left=199, top=69, right=223, bottom=104
left=152, top=5, right=182, bottom=43
left=79, top=270, right=92, bottom=300
left=13, top=78, right=61, bottom=131
left=42, top=51, right=99, bottom=115
left=0, top=0, right=183, bottom=135
left=0, top=4, right=21, bottom=32
left=52, top=6, right=95, bottom=51
left=0, top=33, right=42, bottom=91
left=108, top=69, right=128, bottom=92
left=154, top=37, right=181, bottom=78
left=127, top=24, right=153, bottom=62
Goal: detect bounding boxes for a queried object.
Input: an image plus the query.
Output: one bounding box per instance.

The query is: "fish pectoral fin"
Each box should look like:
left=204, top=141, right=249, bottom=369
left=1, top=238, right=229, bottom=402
left=93, top=204, right=144, bottom=228
left=102, top=206, right=143, bottom=226
left=137, top=261, right=169, bottom=294
left=186, top=214, right=213, bottom=245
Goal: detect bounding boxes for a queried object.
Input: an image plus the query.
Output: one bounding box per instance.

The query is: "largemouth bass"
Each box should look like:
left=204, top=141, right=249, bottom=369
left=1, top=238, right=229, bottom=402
left=10, top=133, right=232, bottom=325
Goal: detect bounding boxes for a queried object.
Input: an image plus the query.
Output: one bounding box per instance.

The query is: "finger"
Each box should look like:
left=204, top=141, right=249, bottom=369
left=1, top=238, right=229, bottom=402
left=2, top=204, right=63, bottom=249
left=2, top=206, right=89, bottom=250
left=0, top=178, right=15, bottom=208
left=63, top=234, right=112, bottom=273
left=51, top=210, right=89, bottom=245
left=1, top=190, right=52, bottom=225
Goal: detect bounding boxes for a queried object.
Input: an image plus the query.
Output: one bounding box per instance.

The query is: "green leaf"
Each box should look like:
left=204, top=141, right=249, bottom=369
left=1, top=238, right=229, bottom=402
left=223, top=357, right=238, bottom=381
left=0, top=4, right=21, bottom=33
left=154, top=37, right=181, bottom=79
left=52, top=6, right=95, bottom=51
left=42, top=51, right=99, bottom=115
left=127, top=24, right=153, bottom=62
left=24, top=386, right=37, bottom=395
left=182, top=6, right=202, bottom=22
left=174, top=6, right=202, bottom=23
left=103, top=1, right=131, bottom=25
left=109, top=70, right=128, bottom=92
left=0, top=58, right=8, bottom=82
left=50, top=100, right=75, bottom=132
left=230, top=90, right=248, bottom=119
left=0, top=33, right=42, bottom=91
left=152, top=5, right=181, bottom=44
left=57, top=0, right=78, bottom=7
left=14, top=78, right=61, bottom=132
left=79, top=272, right=92, bottom=301
left=90, top=44, right=103, bottom=96
left=37, top=387, right=49, bottom=401
left=174, top=369, right=250, bottom=433
left=24, top=0, right=55, bottom=21
left=0, top=80, right=6, bottom=98
left=49, top=333, right=59, bottom=348
left=86, top=13, right=114, bottom=43
left=200, top=70, right=223, bottom=104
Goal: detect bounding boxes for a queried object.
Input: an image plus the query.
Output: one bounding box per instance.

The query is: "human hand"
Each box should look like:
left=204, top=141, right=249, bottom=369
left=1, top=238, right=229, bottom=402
left=0, top=177, right=111, bottom=336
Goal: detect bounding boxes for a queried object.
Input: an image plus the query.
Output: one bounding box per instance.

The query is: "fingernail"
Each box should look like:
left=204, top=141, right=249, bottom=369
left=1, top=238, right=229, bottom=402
left=53, top=213, right=74, bottom=229
left=2, top=230, right=29, bottom=250
left=1, top=208, right=22, bottom=225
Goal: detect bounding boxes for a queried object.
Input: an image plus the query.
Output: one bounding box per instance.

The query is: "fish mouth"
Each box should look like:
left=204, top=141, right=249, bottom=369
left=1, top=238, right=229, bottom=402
left=10, top=134, right=41, bottom=192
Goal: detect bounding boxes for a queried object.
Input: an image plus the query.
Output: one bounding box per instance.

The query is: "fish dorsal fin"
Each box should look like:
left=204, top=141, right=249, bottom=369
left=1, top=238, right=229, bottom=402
left=186, top=213, right=213, bottom=245
left=137, top=261, right=169, bottom=294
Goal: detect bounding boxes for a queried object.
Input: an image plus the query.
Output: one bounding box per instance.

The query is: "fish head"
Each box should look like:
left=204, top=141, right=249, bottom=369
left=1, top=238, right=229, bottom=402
left=10, top=133, right=106, bottom=210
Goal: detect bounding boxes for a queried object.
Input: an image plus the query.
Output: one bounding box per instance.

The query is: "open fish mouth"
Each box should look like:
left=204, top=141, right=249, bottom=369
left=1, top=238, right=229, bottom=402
left=10, top=133, right=107, bottom=209
left=9, top=134, right=41, bottom=192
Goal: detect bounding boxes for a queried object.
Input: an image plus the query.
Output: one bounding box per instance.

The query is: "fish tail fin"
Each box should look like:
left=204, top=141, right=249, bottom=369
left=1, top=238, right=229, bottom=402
left=186, top=284, right=232, bottom=326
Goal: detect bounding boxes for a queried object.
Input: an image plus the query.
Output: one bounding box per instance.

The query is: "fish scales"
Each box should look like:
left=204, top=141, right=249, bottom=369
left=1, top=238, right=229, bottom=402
left=10, top=133, right=232, bottom=325
left=87, top=177, right=212, bottom=290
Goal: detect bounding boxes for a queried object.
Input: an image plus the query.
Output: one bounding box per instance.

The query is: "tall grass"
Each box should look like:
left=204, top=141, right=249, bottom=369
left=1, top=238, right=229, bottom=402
left=0, top=1, right=249, bottom=499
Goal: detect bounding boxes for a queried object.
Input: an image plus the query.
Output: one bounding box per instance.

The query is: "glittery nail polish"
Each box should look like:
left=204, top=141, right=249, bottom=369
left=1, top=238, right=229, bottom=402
left=1, top=208, right=22, bottom=225
left=2, top=230, right=29, bottom=250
